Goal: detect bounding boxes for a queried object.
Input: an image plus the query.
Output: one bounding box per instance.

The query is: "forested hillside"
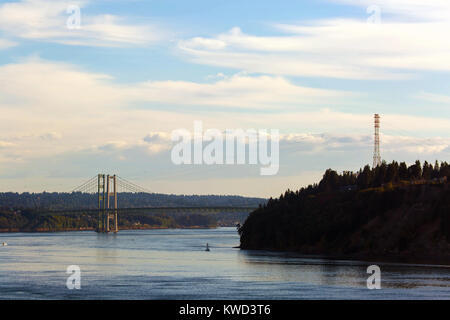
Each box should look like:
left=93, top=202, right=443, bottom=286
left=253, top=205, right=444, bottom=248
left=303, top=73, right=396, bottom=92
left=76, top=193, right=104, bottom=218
left=0, top=210, right=215, bottom=232
left=0, top=192, right=265, bottom=210
left=239, top=160, right=450, bottom=263
left=0, top=191, right=263, bottom=232
left=0, top=209, right=250, bottom=232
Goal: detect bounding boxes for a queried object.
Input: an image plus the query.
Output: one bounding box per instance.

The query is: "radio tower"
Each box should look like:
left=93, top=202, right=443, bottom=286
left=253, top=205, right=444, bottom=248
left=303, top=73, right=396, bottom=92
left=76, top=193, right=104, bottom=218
left=373, top=114, right=381, bottom=168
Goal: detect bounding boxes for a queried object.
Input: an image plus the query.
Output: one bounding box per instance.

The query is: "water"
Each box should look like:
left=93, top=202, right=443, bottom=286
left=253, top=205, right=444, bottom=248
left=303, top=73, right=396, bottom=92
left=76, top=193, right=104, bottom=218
left=0, top=227, right=449, bottom=299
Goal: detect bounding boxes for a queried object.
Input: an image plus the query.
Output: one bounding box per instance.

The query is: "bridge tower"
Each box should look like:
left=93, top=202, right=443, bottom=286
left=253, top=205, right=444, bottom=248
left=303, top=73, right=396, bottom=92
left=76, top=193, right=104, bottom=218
left=97, top=174, right=118, bottom=233
left=97, top=174, right=105, bottom=232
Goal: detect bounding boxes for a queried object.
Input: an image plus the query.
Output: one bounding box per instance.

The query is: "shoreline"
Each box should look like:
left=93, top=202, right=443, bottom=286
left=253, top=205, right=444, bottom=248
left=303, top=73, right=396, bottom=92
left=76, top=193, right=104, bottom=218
left=0, top=225, right=219, bottom=233
left=238, top=246, right=450, bottom=266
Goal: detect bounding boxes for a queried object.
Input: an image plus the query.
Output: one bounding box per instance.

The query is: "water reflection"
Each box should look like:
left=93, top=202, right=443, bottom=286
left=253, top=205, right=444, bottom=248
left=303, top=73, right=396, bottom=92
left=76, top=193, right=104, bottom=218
left=94, top=233, right=120, bottom=264
left=237, top=249, right=450, bottom=290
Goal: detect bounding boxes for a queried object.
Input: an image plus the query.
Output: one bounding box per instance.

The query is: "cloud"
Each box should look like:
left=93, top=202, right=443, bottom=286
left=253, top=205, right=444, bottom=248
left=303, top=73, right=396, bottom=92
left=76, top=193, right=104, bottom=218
left=100, top=131, right=450, bottom=159
left=416, top=92, right=450, bottom=105
left=0, top=59, right=353, bottom=161
left=0, top=38, right=16, bottom=50
left=0, top=59, right=448, bottom=160
left=0, top=0, right=164, bottom=47
left=331, top=0, right=450, bottom=21
left=98, top=141, right=129, bottom=151
left=133, top=73, right=353, bottom=109
left=0, top=58, right=353, bottom=113
left=178, top=4, right=450, bottom=79
left=39, top=132, right=62, bottom=141
left=0, top=141, right=15, bottom=148
left=143, top=132, right=171, bottom=144
left=280, top=133, right=450, bottom=156
left=3, top=129, right=449, bottom=195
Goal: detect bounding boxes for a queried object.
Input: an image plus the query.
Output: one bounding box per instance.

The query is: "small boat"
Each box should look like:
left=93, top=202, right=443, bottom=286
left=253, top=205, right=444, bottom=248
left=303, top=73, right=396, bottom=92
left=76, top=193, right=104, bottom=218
left=205, top=243, right=210, bottom=251
left=2, top=242, right=7, bottom=246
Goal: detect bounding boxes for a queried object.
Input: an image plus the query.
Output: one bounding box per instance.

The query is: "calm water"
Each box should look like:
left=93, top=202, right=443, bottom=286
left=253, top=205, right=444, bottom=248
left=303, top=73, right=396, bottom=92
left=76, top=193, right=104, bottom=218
left=0, top=227, right=449, bottom=300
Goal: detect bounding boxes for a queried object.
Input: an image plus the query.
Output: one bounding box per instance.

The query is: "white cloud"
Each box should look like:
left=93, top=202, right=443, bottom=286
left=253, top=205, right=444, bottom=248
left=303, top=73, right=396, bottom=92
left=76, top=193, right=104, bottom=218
left=0, top=0, right=164, bottom=47
left=0, top=141, right=15, bottom=148
left=331, top=0, right=450, bottom=21
left=0, top=60, right=448, bottom=159
left=3, top=129, right=449, bottom=195
left=0, top=59, right=356, bottom=161
left=0, top=38, right=16, bottom=50
left=280, top=133, right=450, bottom=156
left=0, top=58, right=352, bottom=111
left=39, top=132, right=62, bottom=141
left=178, top=3, right=450, bottom=79
left=133, top=74, right=353, bottom=109
left=143, top=132, right=171, bottom=144
left=98, top=141, right=129, bottom=151
left=382, top=135, right=450, bottom=154
left=416, top=92, right=450, bottom=105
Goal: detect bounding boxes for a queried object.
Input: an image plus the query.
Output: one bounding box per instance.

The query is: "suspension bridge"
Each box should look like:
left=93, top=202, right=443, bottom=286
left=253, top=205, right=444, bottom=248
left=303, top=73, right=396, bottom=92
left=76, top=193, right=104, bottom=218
left=40, top=174, right=258, bottom=233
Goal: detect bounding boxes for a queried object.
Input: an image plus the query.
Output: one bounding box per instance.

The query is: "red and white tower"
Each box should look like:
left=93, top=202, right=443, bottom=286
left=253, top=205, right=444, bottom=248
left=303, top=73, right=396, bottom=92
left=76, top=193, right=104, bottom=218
left=373, top=114, right=381, bottom=168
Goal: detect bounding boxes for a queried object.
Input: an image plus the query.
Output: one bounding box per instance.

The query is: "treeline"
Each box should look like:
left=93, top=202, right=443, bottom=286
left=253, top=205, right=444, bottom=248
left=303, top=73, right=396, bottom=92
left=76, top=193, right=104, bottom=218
left=319, top=160, right=449, bottom=192
left=0, top=210, right=95, bottom=232
left=0, top=210, right=220, bottom=232
left=239, top=160, right=450, bottom=262
left=0, top=192, right=265, bottom=210
left=269, top=160, right=450, bottom=203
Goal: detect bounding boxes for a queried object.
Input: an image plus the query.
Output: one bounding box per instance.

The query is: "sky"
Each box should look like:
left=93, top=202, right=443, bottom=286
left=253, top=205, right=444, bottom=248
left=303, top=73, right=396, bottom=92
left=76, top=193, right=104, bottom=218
left=1, top=0, right=450, bottom=197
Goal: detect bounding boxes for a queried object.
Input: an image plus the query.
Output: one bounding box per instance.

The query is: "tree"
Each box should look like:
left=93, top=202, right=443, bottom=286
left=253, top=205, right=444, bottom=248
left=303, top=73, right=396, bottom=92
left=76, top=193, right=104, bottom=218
left=385, top=161, right=399, bottom=183
left=357, top=165, right=372, bottom=189
left=399, top=162, right=408, bottom=180
left=408, top=160, right=422, bottom=180
left=433, top=160, right=441, bottom=179
left=319, top=169, right=340, bottom=192
left=373, top=161, right=387, bottom=186
left=422, top=161, right=433, bottom=180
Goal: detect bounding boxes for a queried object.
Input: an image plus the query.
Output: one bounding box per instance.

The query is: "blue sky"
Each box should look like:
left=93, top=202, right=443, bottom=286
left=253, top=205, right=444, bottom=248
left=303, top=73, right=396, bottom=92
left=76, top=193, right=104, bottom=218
left=1, top=0, right=450, bottom=196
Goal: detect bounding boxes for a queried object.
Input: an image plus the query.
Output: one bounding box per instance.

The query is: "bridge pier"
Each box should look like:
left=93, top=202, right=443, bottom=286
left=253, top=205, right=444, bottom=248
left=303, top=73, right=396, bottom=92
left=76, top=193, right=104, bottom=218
left=114, top=210, right=118, bottom=233
left=97, top=174, right=118, bottom=233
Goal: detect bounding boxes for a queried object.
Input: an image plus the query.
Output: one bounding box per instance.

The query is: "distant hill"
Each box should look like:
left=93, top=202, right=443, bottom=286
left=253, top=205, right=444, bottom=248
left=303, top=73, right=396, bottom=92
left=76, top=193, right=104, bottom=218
left=0, top=192, right=265, bottom=232
left=0, top=209, right=246, bottom=232
left=0, top=192, right=265, bottom=210
left=239, top=160, right=450, bottom=264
